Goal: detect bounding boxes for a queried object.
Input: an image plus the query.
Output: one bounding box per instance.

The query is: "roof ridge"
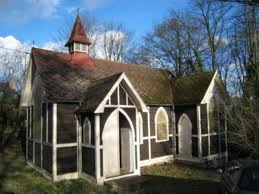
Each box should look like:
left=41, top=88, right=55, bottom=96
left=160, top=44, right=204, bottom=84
left=32, top=47, right=69, bottom=55
left=173, top=71, right=215, bottom=80
left=93, top=58, right=165, bottom=71
left=32, top=47, right=168, bottom=72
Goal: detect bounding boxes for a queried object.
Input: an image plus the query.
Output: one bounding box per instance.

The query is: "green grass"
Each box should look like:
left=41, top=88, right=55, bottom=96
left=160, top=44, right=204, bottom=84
left=131, top=164, right=220, bottom=194
left=142, top=163, right=219, bottom=181
left=0, top=143, right=220, bottom=194
left=0, top=144, right=123, bottom=194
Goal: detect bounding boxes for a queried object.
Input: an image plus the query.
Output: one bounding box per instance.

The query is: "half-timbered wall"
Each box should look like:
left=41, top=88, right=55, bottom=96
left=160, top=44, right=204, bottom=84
left=26, top=72, right=55, bottom=176
left=56, top=103, right=79, bottom=176
left=148, top=106, right=173, bottom=159
left=82, top=146, right=95, bottom=176
left=173, top=74, right=228, bottom=162
left=57, top=103, right=77, bottom=144
left=199, top=79, right=227, bottom=160
left=80, top=113, right=96, bottom=177
left=200, top=102, right=226, bottom=158
left=57, top=147, right=77, bottom=175
left=139, top=106, right=174, bottom=162
left=26, top=97, right=80, bottom=179
left=27, top=102, right=53, bottom=176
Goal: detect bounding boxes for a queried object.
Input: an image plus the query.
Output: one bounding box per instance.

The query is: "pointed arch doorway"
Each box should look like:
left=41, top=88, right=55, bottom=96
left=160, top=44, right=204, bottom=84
left=102, top=108, right=135, bottom=178
left=178, top=114, right=192, bottom=158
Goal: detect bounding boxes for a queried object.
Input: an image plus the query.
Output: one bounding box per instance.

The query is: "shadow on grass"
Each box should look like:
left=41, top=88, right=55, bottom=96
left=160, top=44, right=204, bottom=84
left=0, top=142, right=125, bottom=194
left=128, top=175, right=220, bottom=194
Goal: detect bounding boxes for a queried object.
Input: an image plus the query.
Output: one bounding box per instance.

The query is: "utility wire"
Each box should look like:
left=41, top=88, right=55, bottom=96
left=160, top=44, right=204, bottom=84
left=0, top=46, right=31, bottom=54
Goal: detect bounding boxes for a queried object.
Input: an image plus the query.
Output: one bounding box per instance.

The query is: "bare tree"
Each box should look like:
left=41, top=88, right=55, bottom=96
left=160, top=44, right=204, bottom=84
left=54, top=11, right=133, bottom=62
left=193, top=0, right=231, bottom=70
left=136, top=10, right=207, bottom=76
left=102, top=22, right=133, bottom=62
left=124, top=44, right=154, bottom=66
left=226, top=97, right=259, bottom=159
left=0, top=46, right=29, bottom=153
left=0, top=46, right=29, bottom=92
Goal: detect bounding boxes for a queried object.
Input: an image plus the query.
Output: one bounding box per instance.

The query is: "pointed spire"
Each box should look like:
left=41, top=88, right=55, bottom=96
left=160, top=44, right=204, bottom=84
left=65, top=14, right=92, bottom=47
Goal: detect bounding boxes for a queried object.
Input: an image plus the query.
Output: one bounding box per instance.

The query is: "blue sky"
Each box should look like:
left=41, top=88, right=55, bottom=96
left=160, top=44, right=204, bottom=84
left=0, top=0, right=189, bottom=49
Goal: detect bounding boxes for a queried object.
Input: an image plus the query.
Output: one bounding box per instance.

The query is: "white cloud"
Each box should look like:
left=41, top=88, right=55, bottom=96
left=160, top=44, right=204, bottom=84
left=42, top=40, right=67, bottom=52
left=0, top=36, right=22, bottom=50
left=0, top=35, right=32, bottom=52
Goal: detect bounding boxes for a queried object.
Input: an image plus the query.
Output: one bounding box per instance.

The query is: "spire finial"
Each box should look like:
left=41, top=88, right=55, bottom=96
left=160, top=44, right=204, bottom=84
left=65, top=8, right=92, bottom=48
left=77, top=8, right=80, bottom=16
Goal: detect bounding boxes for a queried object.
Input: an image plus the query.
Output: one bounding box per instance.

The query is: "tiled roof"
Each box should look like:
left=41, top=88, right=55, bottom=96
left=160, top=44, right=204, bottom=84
left=31, top=48, right=174, bottom=105
left=77, top=73, right=123, bottom=112
left=65, top=15, right=91, bottom=46
left=172, top=72, right=215, bottom=104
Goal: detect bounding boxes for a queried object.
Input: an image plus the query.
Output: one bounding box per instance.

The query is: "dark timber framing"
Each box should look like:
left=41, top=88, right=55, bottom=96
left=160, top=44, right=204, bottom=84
left=23, top=70, right=228, bottom=185
left=174, top=72, right=228, bottom=164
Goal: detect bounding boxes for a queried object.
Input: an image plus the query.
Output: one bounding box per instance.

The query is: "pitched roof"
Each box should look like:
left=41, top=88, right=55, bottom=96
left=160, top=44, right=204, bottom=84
left=172, top=71, right=215, bottom=105
left=77, top=73, right=122, bottom=112
left=65, top=15, right=91, bottom=46
left=31, top=48, right=173, bottom=105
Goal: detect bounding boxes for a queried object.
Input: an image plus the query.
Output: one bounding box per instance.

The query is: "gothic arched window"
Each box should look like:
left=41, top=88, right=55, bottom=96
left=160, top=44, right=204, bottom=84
left=82, top=117, right=91, bottom=145
left=155, top=107, right=169, bottom=141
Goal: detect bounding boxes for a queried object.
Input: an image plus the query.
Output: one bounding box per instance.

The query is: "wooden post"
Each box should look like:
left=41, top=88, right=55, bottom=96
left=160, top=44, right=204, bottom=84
left=40, top=103, right=43, bottom=168
left=77, top=115, right=82, bottom=177
left=26, top=107, right=29, bottom=161
left=197, top=105, right=202, bottom=158
left=136, top=109, right=140, bottom=174
left=52, top=103, right=57, bottom=181
left=171, top=106, right=177, bottom=155
left=147, top=107, right=151, bottom=161
left=95, top=114, right=102, bottom=184
left=207, top=103, right=211, bottom=156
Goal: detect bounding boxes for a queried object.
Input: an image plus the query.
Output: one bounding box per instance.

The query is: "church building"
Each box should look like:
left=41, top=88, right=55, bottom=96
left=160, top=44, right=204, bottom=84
left=20, top=15, right=228, bottom=184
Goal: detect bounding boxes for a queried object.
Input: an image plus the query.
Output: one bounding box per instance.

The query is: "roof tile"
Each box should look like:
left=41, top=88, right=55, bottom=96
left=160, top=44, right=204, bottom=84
left=32, top=48, right=173, bottom=105
left=65, top=15, right=91, bottom=46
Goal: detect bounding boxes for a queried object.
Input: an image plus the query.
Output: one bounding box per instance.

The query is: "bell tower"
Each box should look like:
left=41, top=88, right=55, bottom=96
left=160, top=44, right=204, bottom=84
left=65, top=14, right=92, bottom=53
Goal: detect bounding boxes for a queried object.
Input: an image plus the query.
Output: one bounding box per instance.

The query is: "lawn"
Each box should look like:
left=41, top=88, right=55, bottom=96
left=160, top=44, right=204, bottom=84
left=0, top=142, right=221, bottom=194
left=129, top=164, right=220, bottom=194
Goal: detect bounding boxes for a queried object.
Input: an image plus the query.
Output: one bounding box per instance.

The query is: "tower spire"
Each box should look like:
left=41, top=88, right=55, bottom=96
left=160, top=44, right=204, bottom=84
left=65, top=14, right=92, bottom=53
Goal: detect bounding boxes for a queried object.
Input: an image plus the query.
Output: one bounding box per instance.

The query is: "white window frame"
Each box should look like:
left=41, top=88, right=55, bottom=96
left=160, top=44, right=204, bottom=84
left=74, top=42, right=80, bottom=51
left=138, top=112, right=144, bottom=144
left=73, top=42, right=87, bottom=53
left=155, top=107, right=169, bottom=142
left=82, top=117, right=91, bottom=145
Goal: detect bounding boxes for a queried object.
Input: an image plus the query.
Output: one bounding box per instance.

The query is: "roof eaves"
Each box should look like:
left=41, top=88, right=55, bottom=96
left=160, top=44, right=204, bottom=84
left=31, top=53, right=48, bottom=101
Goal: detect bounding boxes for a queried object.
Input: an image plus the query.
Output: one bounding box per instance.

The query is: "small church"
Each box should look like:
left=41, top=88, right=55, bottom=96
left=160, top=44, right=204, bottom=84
left=20, top=15, right=228, bottom=184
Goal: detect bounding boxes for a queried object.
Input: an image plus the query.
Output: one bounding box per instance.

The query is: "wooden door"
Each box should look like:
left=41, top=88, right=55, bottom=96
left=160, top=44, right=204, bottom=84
left=120, top=127, right=133, bottom=173
left=179, top=114, right=192, bottom=157
left=103, top=110, right=120, bottom=177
